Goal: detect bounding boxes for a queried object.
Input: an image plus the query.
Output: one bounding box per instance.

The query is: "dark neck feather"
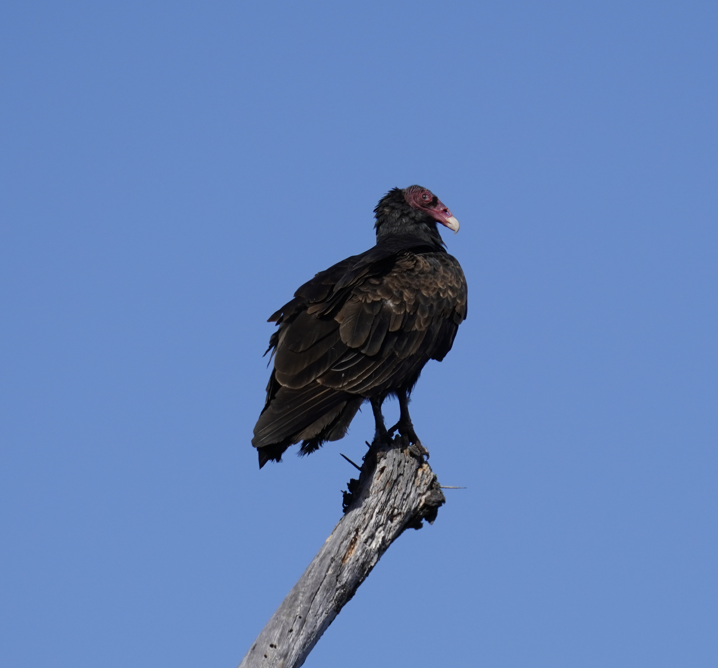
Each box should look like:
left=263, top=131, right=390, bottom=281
left=373, top=188, right=446, bottom=249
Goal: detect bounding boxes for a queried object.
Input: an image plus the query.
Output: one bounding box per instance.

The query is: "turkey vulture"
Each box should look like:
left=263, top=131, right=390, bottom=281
left=252, top=185, right=467, bottom=468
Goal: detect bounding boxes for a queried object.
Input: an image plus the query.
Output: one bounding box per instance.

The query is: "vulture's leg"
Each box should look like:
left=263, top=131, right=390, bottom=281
left=390, top=391, right=430, bottom=459
left=370, top=397, right=389, bottom=444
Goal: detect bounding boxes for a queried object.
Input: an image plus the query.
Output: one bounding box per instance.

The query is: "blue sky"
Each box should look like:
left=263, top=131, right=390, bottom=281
left=1, top=2, right=716, bottom=666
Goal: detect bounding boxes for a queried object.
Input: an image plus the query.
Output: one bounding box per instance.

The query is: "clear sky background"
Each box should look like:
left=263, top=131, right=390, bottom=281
left=1, top=2, right=716, bottom=666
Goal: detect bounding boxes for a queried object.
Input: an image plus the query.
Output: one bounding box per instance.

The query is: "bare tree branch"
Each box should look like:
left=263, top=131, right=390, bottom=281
left=239, top=438, right=446, bottom=668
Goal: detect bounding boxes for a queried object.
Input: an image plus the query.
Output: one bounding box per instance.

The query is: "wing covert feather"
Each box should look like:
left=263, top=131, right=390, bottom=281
left=264, top=245, right=467, bottom=402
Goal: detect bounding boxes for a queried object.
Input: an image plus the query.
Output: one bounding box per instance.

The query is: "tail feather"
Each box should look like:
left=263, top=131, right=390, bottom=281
left=252, top=382, right=361, bottom=467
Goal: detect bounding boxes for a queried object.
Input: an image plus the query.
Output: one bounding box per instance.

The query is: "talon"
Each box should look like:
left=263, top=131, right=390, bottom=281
left=407, top=440, right=430, bottom=461
left=388, top=419, right=428, bottom=457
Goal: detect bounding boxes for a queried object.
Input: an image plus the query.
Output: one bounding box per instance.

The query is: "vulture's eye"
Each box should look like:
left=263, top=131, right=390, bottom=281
left=421, top=193, right=430, bottom=201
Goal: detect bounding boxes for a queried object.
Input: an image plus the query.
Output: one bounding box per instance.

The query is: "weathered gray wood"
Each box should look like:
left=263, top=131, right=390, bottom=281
left=239, top=438, right=446, bottom=668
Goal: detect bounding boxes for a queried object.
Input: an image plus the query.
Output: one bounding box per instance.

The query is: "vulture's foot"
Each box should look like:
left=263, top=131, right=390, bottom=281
left=372, top=423, right=391, bottom=446
left=388, top=421, right=430, bottom=461
left=407, top=441, right=429, bottom=464
left=407, top=440, right=430, bottom=461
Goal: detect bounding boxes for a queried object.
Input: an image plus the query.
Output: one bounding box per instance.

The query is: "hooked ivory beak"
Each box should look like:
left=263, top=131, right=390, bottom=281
left=442, top=216, right=460, bottom=234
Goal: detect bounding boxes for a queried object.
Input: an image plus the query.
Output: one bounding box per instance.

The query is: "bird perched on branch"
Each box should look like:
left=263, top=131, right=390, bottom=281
left=252, top=185, right=467, bottom=468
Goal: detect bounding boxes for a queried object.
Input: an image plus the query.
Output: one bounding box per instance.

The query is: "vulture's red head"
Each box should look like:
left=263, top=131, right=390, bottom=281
left=402, top=185, right=460, bottom=233
left=374, top=185, right=460, bottom=245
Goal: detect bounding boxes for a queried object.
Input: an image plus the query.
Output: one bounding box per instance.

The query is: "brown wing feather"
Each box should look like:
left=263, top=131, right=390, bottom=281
left=267, top=251, right=466, bottom=394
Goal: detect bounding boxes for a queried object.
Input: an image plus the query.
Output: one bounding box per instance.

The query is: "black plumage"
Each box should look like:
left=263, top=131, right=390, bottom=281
left=252, top=185, right=467, bottom=468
